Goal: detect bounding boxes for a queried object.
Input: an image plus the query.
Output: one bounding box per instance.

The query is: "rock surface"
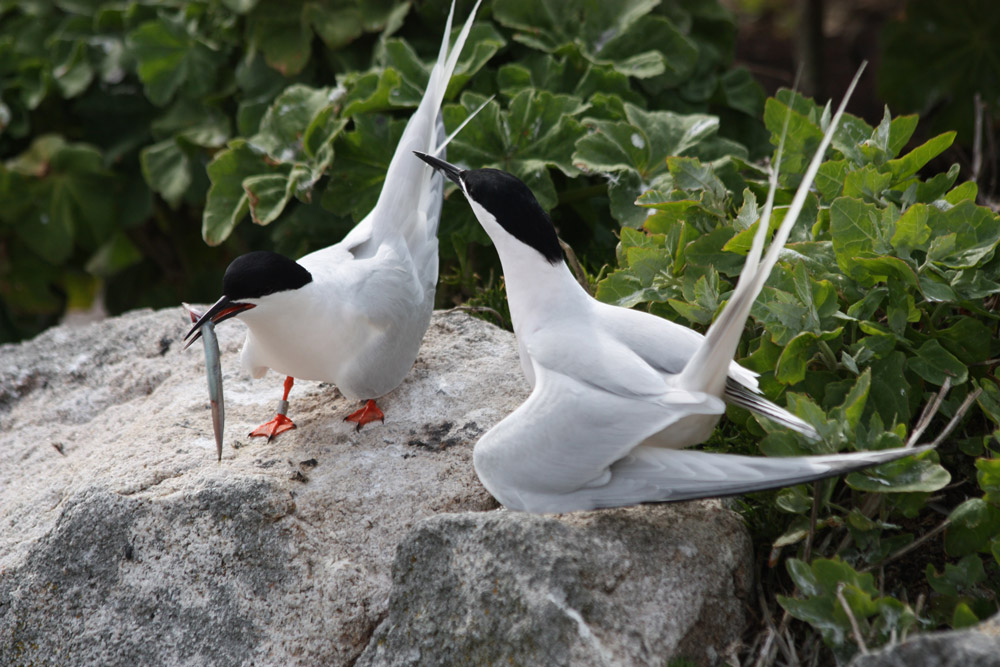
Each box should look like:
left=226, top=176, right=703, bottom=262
left=358, top=505, right=752, bottom=667
left=1, top=307, right=754, bottom=666
left=849, top=613, right=1000, bottom=667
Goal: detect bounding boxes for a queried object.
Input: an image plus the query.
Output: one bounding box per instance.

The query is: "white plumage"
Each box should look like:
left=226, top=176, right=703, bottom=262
left=416, top=64, right=931, bottom=513
left=188, top=0, right=481, bottom=435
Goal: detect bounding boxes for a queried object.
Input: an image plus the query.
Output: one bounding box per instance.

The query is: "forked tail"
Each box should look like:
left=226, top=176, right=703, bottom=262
left=676, top=64, right=867, bottom=397
left=372, top=0, right=483, bottom=250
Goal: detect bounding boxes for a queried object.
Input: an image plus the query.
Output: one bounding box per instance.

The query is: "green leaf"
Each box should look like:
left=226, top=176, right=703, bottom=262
left=127, top=18, right=225, bottom=106
left=52, top=40, right=94, bottom=98
left=140, top=139, right=191, bottom=209
left=775, top=329, right=841, bottom=385
left=248, top=2, right=311, bottom=76
left=976, top=458, right=1000, bottom=505
left=202, top=139, right=272, bottom=245
left=322, top=114, right=406, bottom=222
left=907, top=339, right=968, bottom=386
left=245, top=170, right=297, bottom=226
left=946, top=499, right=1000, bottom=557
left=829, top=197, right=893, bottom=279
left=886, top=132, right=956, bottom=182
left=926, top=553, right=987, bottom=595
left=952, top=602, right=981, bottom=629
left=890, top=203, right=931, bottom=257
left=492, top=0, right=696, bottom=80
left=936, top=318, right=993, bottom=365
left=776, top=485, right=813, bottom=514
left=845, top=452, right=950, bottom=493
left=870, top=351, right=912, bottom=426
left=573, top=105, right=728, bottom=226
left=444, top=90, right=588, bottom=211
left=926, top=200, right=1000, bottom=269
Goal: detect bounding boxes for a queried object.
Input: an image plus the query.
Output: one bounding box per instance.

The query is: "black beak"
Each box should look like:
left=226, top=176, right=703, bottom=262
left=183, top=295, right=255, bottom=349
left=413, top=151, right=464, bottom=187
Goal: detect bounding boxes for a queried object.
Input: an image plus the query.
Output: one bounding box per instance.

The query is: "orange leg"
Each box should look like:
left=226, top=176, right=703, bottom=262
left=344, top=399, right=385, bottom=432
left=250, top=376, right=296, bottom=441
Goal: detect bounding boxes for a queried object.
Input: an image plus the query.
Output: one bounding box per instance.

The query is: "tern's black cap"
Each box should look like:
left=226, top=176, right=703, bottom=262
left=461, top=168, right=563, bottom=264
left=223, top=251, right=313, bottom=300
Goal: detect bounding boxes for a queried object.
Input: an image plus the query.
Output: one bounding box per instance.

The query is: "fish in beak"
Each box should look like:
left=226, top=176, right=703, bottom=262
left=183, top=295, right=255, bottom=350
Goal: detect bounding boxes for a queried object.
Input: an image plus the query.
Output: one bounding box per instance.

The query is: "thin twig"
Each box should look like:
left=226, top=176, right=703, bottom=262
left=836, top=582, right=869, bottom=655
left=756, top=589, right=798, bottom=666
left=860, top=518, right=951, bottom=573
left=558, top=236, right=592, bottom=296
left=803, top=481, right=821, bottom=562
left=926, top=388, right=983, bottom=449
left=972, top=93, right=984, bottom=186
left=906, top=377, right=951, bottom=448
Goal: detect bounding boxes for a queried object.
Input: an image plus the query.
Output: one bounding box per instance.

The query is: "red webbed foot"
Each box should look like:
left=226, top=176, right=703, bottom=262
left=345, top=400, right=385, bottom=431
left=249, top=413, right=296, bottom=441
left=249, top=376, right=296, bottom=442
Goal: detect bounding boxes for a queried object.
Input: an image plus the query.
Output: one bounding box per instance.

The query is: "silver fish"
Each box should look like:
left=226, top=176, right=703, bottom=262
left=183, top=303, right=224, bottom=461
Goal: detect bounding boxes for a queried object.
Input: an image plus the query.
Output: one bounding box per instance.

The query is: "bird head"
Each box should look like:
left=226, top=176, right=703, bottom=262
left=183, top=250, right=313, bottom=349
left=413, top=152, right=563, bottom=264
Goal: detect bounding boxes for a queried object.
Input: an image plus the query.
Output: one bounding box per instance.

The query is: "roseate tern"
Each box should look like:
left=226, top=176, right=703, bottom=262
left=185, top=0, right=483, bottom=442
left=415, top=64, right=933, bottom=513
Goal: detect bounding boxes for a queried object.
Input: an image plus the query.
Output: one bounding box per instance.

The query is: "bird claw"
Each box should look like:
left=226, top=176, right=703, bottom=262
left=345, top=400, right=385, bottom=432
left=249, top=413, right=296, bottom=442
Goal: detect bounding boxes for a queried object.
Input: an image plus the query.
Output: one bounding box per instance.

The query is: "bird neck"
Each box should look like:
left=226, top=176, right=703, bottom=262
left=494, top=235, right=589, bottom=334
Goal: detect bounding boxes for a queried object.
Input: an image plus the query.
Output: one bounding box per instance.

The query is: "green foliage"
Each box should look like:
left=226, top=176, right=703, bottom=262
left=594, top=83, right=1000, bottom=659
left=0, top=0, right=765, bottom=342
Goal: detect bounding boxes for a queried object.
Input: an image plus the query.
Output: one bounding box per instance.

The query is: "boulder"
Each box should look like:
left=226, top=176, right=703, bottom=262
left=1, top=307, right=754, bottom=666
left=358, top=504, right=752, bottom=666
left=849, top=613, right=1000, bottom=667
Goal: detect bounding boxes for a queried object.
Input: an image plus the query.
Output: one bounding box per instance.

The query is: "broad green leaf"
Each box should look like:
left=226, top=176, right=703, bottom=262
left=127, top=18, right=225, bottom=106
left=775, top=485, right=813, bottom=515
left=573, top=105, right=726, bottom=226
left=926, top=200, right=1000, bottom=269
left=203, top=140, right=271, bottom=245
left=916, top=163, right=961, bottom=203
left=936, top=318, right=993, bottom=365
left=890, top=203, right=931, bottom=257
left=245, top=170, right=297, bottom=226
left=140, top=139, right=191, bottom=208
left=443, top=90, right=588, bottom=211
left=815, top=159, right=848, bottom=202
left=845, top=453, right=950, bottom=493
left=946, top=498, right=1000, bottom=557
left=952, top=603, right=981, bottom=629
left=151, top=99, right=230, bottom=148
left=887, top=114, right=918, bottom=157
left=250, top=84, right=337, bottom=163
left=870, top=351, right=911, bottom=426
left=493, top=0, right=696, bottom=80
left=835, top=368, right=871, bottom=432
left=843, top=165, right=892, bottom=201
left=829, top=197, right=895, bottom=280
left=52, top=40, right=93, bottom=98
left=907, top=339, right=968, bottom=386
left=772, top=516, right=811, bottom=547
left=976, top=458, right=1000, bottom=505
left=322, top=114, right=406, bottom=222
left=775, top=329, right=841, bottom=385
left=886, top=132, right=956, bottom=182
left=926, top=553, right=987, bottom=595
left=247, top=2, right=311, bottom=76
